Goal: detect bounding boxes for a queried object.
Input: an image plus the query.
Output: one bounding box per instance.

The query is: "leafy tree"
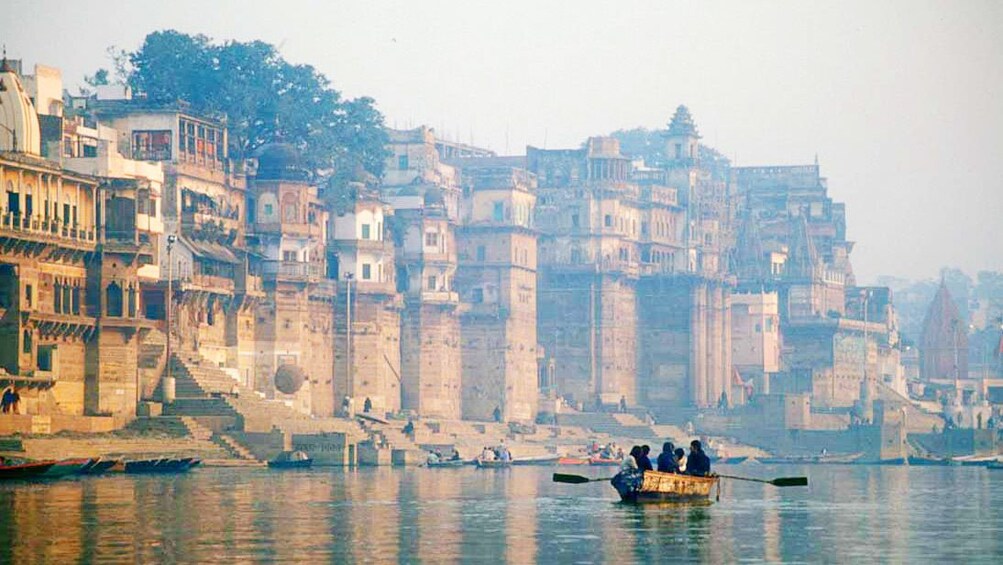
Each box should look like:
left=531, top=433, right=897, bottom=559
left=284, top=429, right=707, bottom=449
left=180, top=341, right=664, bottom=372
left=107, top=30, right=388, bottom=179
left=84, top=68, right=110, bottom=87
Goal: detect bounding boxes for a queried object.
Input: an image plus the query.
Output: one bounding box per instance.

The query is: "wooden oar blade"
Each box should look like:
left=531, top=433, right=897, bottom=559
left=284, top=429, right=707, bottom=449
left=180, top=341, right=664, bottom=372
left=770, top=476, right=808, bottom=487
left=552, top=473, right=591, bottom=484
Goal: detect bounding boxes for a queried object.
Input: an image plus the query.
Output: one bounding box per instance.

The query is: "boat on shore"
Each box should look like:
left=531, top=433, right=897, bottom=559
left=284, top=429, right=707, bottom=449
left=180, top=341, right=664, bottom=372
left=426, top=458, right=467, bottom=468
left=268, top=451, right=313, bottom=469
left=121, top=457, right=199, bottom=474
left=713, top=456, right=749, bottom=465
left=0, top=461, right=56, bottom=481
left=611, top=470, right=719, bottom=503
left=77, top=458, right=118, bottom=475
left=756, top=453, right=861, bottom=465
left=42, top=458, right=94, bottom=478
left=475, top=459, right=511, bottom=469
left=512, top=454, right=561, bottom=466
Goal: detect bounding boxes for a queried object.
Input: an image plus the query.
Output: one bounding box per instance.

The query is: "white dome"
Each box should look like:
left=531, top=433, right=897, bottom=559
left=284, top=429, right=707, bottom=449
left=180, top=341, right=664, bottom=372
left=0, top=58, right=42, bottom=156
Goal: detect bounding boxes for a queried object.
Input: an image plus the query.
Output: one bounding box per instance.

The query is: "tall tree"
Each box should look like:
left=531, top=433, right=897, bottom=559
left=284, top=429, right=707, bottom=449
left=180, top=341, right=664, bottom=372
left=113, top=30, right=388, bottom=178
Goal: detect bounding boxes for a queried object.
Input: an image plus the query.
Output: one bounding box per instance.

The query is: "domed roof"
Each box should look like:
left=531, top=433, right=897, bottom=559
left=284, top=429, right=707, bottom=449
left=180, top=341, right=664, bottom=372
left=255, top=142, right=308, bottom=181
left=274, top=364, right=307, bottom=395
left=0, top=56, right=42, bottom=155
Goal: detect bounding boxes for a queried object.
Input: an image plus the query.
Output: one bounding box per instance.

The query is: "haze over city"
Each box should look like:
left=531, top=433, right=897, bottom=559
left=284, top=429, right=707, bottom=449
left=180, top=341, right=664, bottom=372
left=4, top=0, right=1001, bottom=282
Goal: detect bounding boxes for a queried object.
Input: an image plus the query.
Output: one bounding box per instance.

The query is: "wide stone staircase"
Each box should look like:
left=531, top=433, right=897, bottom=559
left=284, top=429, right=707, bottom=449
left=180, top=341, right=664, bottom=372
left=164, top=349, right=368, bottom=446
left=554, top=412, right=660, bottom=440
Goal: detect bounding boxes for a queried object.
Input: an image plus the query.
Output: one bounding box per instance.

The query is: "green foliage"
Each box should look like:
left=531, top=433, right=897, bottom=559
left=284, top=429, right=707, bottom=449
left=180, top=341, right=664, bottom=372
left=84, top=68, right=110, bottom=87
left=111, top=30, right=389, bottom=179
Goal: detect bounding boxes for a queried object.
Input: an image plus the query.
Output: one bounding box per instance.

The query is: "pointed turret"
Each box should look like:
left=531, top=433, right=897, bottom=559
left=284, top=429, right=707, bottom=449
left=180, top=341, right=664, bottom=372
left=920, top=280, right=968, bottom=382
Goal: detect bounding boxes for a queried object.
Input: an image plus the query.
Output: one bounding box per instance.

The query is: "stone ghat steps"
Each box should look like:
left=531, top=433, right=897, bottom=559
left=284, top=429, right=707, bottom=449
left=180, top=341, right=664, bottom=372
left=555, top=412, right=661, bottom=440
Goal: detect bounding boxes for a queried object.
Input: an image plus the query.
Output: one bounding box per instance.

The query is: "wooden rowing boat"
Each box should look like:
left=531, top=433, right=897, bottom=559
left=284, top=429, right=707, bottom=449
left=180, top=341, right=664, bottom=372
left=426, top=459, right=467, bottom=468
left=0, top=461, right=56, bottom=481
left=557, top=457, right=589, bottom=465
left=512, top=454, right=561, bottom=466
left=41, top=458, right=93, bottom=478
left=589, top=457, right=622, bottom=467
left=611, top=470, right=719, bottom=503
left=475, top=459, right=511, bottom=469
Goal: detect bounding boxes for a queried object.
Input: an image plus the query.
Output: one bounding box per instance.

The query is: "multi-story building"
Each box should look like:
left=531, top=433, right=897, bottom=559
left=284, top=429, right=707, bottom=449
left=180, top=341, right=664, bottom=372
left=453, top=162, right=539, bottom=422
left=89, top=95, right=252, bottom=369
left=328, top=185, right=402, bottom=415
left=247, top=143, right=335, bottom=416
left=384, top=128, right=462, bottom=419
left=0, top=57, right=149, bottom=418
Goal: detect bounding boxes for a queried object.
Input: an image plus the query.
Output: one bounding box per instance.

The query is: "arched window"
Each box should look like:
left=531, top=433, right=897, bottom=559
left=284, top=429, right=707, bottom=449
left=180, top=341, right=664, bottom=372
left=106, top=281, right=123, bottom=317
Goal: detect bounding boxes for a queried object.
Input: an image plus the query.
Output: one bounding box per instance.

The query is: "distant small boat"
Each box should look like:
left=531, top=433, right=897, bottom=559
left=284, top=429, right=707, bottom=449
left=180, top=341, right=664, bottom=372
left=426, top=459, right=466, bottom=468
left=987, top=461, right=1003, bottom=470
left=612, top=470, right=719, bottom=503
left=475, top=459, right=511, bottom=469
left=123, top=457, right=198, bottom=474
left=512, top=454, right=561, bottom=466
left=42, top=458, right=93, bottom=478
left=77, top=458, right=118, bottom=475
left=756, top=453, right=861, bottom=465
left=589, top=457, right=622, bottom=467
left=268, top=451, right=313, bottom=469
left=907, top=456, right=956, bottom=467
left=0, top=461, right=56, bottom=481
left=714, top=456, right=749, bottom=465
left=557, top=457, right=589, bottom=465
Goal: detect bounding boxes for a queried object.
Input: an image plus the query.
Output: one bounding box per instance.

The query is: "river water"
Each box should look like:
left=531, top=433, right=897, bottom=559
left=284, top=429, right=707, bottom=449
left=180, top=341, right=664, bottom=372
left=1, top=464, right=1002, bottom=563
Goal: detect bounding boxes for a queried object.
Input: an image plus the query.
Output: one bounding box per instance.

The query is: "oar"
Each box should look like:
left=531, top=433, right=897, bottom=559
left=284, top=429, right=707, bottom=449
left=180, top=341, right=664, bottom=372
left=717, top=474, right=808, bottom=487
left=552, top=472, right=614, bottom=484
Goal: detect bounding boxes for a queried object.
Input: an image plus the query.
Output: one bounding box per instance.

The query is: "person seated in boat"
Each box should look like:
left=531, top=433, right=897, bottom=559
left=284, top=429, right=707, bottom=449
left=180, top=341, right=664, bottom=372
left=686, top=440, right=712, bottom=476
left=427, top=451, right=441, bottom=465
left=480, top=446, right=496, bottom=461
left=674, top=448, right=687, bottom=473
left=657, top=442, right=678, bottom=473
left=498, top=447, right=512, bottom=462
left=637, top=445, right=653, bottom=472
left=449, top=449, right=461, bottom=461
left=621, top=446, right=642, bottom=473
left=615, top=446, right=624, bottom=461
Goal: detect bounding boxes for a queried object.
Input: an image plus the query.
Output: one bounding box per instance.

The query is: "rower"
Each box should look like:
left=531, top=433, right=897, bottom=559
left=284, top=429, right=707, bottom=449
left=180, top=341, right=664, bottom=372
left=686, top=440, right=712, bottom=476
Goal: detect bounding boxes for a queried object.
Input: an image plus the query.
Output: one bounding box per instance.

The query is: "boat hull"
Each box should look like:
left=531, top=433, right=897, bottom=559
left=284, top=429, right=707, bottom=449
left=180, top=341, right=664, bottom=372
left=0, top=461, right=56, bottom=480
left=612, top=470, right=719, bottom=503
left=268, top=459, right=313, bottom=469
left=475, top=459, right=511, bottom=469
left=557, top=457, right=589, bottom=465
left=426, top=460, right=466, bottom=468
left=589, top=458, right=622, bottom=467
left=512, top=455, right=561, bottom=466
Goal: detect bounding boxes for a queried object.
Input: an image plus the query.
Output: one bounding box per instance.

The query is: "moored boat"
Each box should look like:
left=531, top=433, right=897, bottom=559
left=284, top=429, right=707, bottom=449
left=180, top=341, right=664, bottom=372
left=123, top=457, right=199, bottom=474
left=0, top=461, right=56, bottom=481
left=268, top=451, right=313, bottom=469
left=589, top=457, right=622, bottom=467
left=557, top=457, right=589, bottom=465
left=512, top=454, right=561, bottom=466
left=426, top=459, right=466, bottom=468
left=41, top=458, right=93, bottom=478
left=611, top=470, right=719, bottom=503
left=475, top=458, right=511, bottom=469
left=987, top=461, right=1003, bottom=470
left=714, top=456, right=749, bottom=465
left=78, top=459, right=118, bottom=475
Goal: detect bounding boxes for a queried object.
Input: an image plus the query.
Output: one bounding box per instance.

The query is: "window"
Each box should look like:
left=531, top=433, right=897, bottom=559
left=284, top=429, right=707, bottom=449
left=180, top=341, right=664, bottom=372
left=22, top=330, right=31, bottom=354
left=283, top=250, right=298, bottom=262
left=7, top=184, right=19, bottom=216
left=132, top=130, right=172, bottom=161
left=361, top=224, right=371, bottom=240
left=476, top=245, right=486, bottom=261
left=492, top=202, right=504, bottom=222
left=427, top=276, right=437, bottom=291
left=361, top=263, right=372, bottom=280
left=54, top=280, right=62, bottom=312
left=675, top=143, right=682, bottom=159
left=106, top=282, right=123, bottom=317
left=71, top=285, right=80, bottom=315
left=264, top=203, right=273, bottom=216
left=398, top=155, right=409, bottom=170
left=425, top=232, right=439, bottom=247
left=604, top=214, right=612, bottom=227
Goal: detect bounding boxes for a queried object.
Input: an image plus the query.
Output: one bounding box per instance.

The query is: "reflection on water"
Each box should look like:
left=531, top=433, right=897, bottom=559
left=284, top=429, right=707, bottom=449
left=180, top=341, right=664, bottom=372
left=2, top=465, right=1003, bottom=563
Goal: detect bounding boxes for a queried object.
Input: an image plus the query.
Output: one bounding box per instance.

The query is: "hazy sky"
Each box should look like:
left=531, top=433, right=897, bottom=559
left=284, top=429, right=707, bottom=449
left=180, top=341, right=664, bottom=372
left=4, top=0, right=1002, bottom=282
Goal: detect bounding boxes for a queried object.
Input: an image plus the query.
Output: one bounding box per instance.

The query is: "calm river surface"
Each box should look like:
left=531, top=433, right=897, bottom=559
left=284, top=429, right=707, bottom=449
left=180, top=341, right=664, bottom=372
left=2, top=464, right=1003, bottom=563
